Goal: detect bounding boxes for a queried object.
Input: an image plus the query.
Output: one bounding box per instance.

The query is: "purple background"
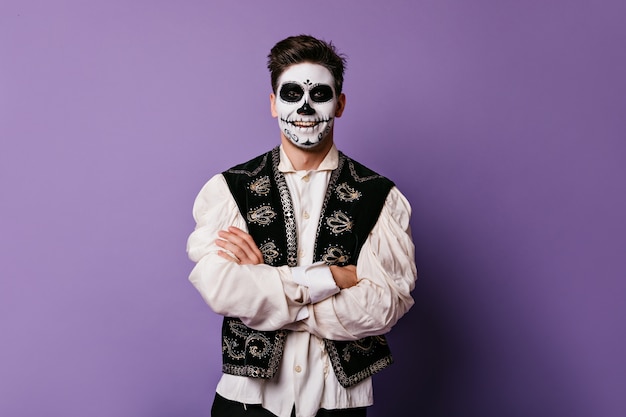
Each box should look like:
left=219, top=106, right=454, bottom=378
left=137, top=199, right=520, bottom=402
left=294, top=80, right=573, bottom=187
left=1, top=1, right=625, bottom=416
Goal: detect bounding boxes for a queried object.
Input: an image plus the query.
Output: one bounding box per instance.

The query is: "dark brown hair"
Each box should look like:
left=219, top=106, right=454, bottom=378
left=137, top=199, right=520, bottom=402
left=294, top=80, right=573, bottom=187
left=267, top=34, right=347, bottom=95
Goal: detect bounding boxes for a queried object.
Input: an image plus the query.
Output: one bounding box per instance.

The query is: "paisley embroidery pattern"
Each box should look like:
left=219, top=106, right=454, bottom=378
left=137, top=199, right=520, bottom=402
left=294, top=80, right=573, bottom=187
left=325, top=337, right=393, bottom=388
left=321, top=245, right=351, bottom=266
left=222, top=318, right=287, bottom=379
left=249, top=175, right=271, bottom=196
left=222, top=337, right=245, bottom=360
left=222, top=321, right=273, bottom=360
left=336, top=182, right=361, bottom=202
left=312, top=154, right=345, bottom=257
left=247, top=205, right=276, bottom=226
left=259, top=240, right=280, bottom=265
left=326, top=211, right=353, bottom=235
left=341, top=335, right=388, bottom=361
left=246, top=334, right=273, bottom=359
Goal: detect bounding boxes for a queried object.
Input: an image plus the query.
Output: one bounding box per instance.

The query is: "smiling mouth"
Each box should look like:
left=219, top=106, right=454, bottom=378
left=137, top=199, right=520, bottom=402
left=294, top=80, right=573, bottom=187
left=282, top=118, right=331, bottom=129
left=293, top=121, right=318, bottom=128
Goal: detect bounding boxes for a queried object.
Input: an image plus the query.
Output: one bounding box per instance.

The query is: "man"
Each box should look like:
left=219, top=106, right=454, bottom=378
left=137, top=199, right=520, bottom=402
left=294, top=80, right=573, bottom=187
left=187, top=34, right=417, bottom=417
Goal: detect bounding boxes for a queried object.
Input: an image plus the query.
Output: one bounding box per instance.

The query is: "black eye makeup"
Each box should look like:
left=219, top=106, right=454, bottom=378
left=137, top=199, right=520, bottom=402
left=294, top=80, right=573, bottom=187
left=309, top=85, right=334, bottom=103
left=279, top=83, right=304, bottom=102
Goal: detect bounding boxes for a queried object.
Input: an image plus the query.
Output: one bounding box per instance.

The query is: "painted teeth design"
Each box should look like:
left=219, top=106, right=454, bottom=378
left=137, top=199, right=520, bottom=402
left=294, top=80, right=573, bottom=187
left=281, top=117, right=331, bottom=129
left=294, top=121, right=317, bottom=127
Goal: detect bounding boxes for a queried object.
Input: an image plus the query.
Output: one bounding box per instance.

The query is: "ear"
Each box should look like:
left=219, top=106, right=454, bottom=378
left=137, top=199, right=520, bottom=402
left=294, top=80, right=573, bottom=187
left=335, top=93, right=346, bottom=117
left=270, top=93, right=278, bottom=118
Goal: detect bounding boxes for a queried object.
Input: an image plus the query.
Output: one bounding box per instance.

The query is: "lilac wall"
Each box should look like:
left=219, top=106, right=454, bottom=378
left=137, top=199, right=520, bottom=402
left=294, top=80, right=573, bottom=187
left=1, top=1, right=625, bottom=416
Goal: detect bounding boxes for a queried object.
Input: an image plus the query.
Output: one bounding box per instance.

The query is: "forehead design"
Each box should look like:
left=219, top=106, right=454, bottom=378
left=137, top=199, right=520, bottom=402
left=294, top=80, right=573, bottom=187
left=277, top=63, right=335, bottom=92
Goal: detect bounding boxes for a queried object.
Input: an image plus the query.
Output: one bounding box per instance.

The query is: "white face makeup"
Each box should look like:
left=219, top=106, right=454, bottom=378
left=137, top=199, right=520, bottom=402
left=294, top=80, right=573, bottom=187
left=274, top=63, right=338, bottom=149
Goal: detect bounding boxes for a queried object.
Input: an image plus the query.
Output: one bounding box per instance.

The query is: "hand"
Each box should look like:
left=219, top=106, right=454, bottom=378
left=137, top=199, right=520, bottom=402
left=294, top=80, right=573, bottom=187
left=329, top=265, right=358, bottom=289
left=215, top=226, right=264, bottom=265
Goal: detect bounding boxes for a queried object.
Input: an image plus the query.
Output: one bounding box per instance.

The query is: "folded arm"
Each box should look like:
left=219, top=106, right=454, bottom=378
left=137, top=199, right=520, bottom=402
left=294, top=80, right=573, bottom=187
left=283, top=187, right=418, bottom=341
left=187, top=176, right=416, bottom=339
left=187, top=174, right=338, bottom=330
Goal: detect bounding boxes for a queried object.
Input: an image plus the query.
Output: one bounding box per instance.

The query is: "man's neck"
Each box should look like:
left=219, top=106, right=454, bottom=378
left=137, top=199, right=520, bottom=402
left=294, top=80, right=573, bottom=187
left=280, top=133, right=335, bottom=171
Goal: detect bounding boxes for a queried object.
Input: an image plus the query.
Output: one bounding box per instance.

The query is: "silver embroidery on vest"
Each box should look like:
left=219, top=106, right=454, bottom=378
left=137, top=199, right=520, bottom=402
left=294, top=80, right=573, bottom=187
left=223, top=320, right=274, bottom=360
left=348, top=160, right=382, bottom=183
left=326, top=211, right=353, bottom=235
left=336, top=182, right=362, bottom=202
left=321, top=245, right=350, bottom=265
left=222, top=319, right=287, bottom=379
left=341, top=335, right=388, bottom=361
left=223, top=338, right=245, bottom=360
left=260, top=240, right=280, bottom=265
left=324, top=339, right=393, bottom=388
left=227, top=154, right=268, bottom=176
left=247, top=205, right=276, bottom=226
left=313, top=154, right=345, bottom=258
left=249, top=175, right=271, bottom=196
left=271, top=148, right=298, bottom=267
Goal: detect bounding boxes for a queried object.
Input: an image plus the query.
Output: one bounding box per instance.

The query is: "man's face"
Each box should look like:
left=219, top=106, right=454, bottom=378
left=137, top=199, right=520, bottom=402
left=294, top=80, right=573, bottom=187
left=272, top=63, right=339, bottom=149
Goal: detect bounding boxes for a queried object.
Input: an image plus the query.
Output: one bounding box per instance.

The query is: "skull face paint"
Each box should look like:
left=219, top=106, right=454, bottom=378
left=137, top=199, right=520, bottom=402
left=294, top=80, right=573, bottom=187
left=274, top=63, right=338, bottom=149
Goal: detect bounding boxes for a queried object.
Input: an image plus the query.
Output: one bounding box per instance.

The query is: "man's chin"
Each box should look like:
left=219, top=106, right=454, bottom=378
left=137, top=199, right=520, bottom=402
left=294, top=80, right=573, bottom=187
left=281, top=127, right=333, bottom=152
left=290, top=137, right=327, bottom=151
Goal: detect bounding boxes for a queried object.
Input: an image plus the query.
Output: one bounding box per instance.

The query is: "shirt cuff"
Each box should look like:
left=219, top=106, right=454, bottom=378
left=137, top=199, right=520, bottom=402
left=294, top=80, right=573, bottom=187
left=292, top=261, right=340, bottom=304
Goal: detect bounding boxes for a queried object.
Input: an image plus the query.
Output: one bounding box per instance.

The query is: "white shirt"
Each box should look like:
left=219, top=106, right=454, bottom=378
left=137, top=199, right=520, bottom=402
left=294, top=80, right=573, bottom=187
left=187, top=145, right=417, bottom=417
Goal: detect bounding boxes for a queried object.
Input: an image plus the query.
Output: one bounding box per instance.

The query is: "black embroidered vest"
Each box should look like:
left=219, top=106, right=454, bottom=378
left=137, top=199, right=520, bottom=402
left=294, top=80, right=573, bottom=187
left=220, top=147, right=394, bottom=387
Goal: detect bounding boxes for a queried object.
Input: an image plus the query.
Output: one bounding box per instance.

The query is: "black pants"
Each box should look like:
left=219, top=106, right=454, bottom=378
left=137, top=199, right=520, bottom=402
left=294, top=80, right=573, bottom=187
left=212, top=393, right=367, bottom=417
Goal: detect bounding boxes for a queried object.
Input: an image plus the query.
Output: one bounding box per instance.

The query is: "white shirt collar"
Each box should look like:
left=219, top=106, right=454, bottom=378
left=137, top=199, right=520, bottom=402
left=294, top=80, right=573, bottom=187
left=278, top=144, right=339, bottom=173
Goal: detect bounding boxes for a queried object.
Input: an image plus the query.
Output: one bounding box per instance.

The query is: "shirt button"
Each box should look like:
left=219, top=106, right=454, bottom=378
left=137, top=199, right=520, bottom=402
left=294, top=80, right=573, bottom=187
left=298, top=250, right=305, bottom=258
left=302, top=175, right=310, bottom=182
left=294, top=365, right=302, bottom=373
left=303, top=211, right=310, bottom=220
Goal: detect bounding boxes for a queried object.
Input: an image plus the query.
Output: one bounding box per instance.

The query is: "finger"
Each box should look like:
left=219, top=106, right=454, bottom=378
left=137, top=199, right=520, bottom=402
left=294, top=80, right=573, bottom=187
left=216, top=237, right=252, bottom=263
left=218, top=229, right=251, bottom=251
left=216, top=234, right=262, bottom=265
left=217, top=250, right=241, bottom=264
left=227, top=227, right=264, bottom=261
left=217, top=230, right=251, bottom=256
left=218, top=229, right=263, bottom=264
